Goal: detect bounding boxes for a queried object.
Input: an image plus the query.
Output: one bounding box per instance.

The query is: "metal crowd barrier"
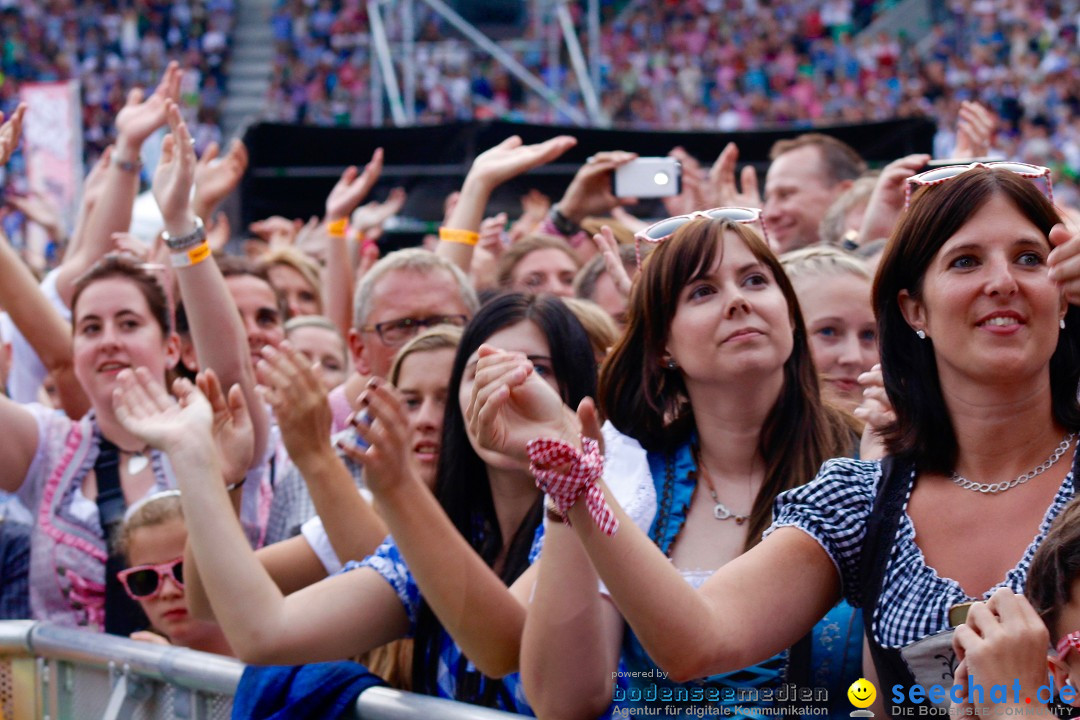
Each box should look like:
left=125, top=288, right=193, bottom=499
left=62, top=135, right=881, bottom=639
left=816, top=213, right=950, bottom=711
left=0, top=621, right=524, bottom=720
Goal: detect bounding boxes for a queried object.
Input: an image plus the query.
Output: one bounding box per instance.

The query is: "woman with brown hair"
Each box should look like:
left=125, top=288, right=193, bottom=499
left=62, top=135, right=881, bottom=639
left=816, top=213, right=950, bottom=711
left=481, top=211, right=861, bottom=718
left=471, top=166, right=1080, bottom=718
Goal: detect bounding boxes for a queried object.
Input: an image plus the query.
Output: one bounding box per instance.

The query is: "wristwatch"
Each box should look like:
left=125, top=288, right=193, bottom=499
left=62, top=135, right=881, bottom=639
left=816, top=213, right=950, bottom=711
left=163, top=216, right=206, bottom=252
left=548, top=206, right=580, bottom=237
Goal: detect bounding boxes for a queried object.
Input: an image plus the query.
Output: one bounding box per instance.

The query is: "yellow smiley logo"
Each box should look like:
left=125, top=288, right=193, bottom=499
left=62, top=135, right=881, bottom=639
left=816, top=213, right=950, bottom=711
left=848, top=678, right=877, bottom=709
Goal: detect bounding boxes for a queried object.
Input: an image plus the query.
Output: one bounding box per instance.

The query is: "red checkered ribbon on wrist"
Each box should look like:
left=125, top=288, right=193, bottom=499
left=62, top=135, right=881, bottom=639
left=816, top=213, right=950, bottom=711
left=526, top=436, right=618, bottom=536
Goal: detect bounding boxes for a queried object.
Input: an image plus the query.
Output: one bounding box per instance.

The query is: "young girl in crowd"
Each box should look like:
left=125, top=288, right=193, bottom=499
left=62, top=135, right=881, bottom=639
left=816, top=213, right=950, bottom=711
left=503, top=214, right=862, bottom=718
left=469, top=166, right=1080, bottom=717
left=118, top=293, right=596, bottom=715
left=780, top=245, right=879, bottom=414
left=118, top=490, right=232, bottom=655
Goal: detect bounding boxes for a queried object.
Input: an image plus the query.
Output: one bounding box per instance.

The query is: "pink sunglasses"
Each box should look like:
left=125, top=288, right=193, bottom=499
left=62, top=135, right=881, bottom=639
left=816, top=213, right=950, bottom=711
left=905, top=161, right=1053, bottom=210
left=633, top=206, right=769, bottom=267
left=117, top=556, right=184, bottom=600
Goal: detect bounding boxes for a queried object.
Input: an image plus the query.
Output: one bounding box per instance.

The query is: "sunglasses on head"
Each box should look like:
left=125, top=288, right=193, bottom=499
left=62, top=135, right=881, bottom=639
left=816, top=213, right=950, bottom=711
left=117, top=557, right=184, bottom=600
left=905, top=161, right=1053, bottom=210
left=633, top=207, right=769, bottom=267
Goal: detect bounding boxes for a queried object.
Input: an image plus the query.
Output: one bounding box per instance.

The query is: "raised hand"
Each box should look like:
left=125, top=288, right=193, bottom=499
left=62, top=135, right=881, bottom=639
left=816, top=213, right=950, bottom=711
left=341, top=377, right=422, bottom=497
left=590, top=225, right=633, bottom=297
left=858, top=153, right=931, bottom=245
left=706, top=142, right=762, bottom=210
left=255, top=342, right=332, bottom=463
left=0, top=104, right=26, bottom=166
left=466, top=135, right=577, bottom=193
left=465, top=345, right=579, bottom=463
left=854, top=364, right=894, bottom=461
left=325, top=148, right=384, bottom=222
left=151, top=101, right=197, bottom=235
left=113, top=367, right=213, bottom=455
left=508, top=189, right=550, bottom=243
left=205, top=211, right=232, bottom=252
left=114, top=62, right=183, bottom=151
left=663, top=146, right=707, bottom=216
left=478, top=212, right=508, bottom=258
left=952, top=101, right=997, bottom=160
left=7, top=190, right=64, bottom=240
left=350, top=185, right=406, bottom=235
left=1049, top=222, right=1080, bottom=305
left=194, top=138, right=248, bottom=218
left=196, top=369, right=255, bottom=485
left=249, top=215, right=300, bottom=247
left=556, top=151, right=638, bottom=227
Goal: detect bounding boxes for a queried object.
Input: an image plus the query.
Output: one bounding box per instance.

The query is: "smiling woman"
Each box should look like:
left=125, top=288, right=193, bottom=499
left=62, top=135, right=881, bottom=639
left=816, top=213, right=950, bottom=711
left=488, top=165, right=1080, bottom=720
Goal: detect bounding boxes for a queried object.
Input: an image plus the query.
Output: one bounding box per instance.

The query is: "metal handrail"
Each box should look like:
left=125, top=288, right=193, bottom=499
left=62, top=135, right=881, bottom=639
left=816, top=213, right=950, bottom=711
left=0, top=621, right=526, bottom=719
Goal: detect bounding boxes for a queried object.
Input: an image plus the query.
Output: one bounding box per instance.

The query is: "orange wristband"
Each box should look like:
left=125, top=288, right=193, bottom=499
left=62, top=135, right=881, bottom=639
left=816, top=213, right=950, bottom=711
left=170, top=241, right=211, bottom=268
left=439, top=227, right=479, bottom=246
left=327, top=217, right=349, bottom=238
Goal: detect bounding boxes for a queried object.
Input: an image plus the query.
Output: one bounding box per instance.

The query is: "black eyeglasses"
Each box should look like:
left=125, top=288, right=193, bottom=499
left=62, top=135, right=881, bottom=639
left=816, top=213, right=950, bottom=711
left=359, top=314, right=468, bottom=347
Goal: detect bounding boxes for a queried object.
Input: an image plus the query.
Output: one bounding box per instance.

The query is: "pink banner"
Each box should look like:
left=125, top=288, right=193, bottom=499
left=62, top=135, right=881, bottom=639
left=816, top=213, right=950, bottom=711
left=19, top=81, right=83, bottom=267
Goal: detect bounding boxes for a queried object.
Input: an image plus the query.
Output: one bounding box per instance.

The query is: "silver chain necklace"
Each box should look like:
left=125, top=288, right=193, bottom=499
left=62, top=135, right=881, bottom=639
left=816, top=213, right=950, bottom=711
left=951, top=432, right=1076, bottom=494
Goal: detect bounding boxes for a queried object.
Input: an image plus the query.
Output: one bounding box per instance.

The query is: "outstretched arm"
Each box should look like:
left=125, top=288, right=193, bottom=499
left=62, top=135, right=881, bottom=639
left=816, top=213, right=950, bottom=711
left=152, top=101, right=269, bottom=464
left=521, top=400, right=625, bottom=720
left=113, top=368, right=408, bottom=664
left=345, top=376, right=538, bottom=677
left=0, top=108, right=88, bottom=419
left=256, top=342, right=388, bottom=563
left=323, top=150, right=383, bottom=337
left=438, top=135, right=576, bottom=275
left=55, top=63, right=183, bottom=307
left=467, top=346, right=841, bottom=681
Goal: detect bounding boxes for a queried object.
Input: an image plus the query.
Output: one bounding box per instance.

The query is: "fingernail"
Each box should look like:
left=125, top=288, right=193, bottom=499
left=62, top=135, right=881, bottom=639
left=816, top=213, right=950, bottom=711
left=368, top=377, right=380, bottom=389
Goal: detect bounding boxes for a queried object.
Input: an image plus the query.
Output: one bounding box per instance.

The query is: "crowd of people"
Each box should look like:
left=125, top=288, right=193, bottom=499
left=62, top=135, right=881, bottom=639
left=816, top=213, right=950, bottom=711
left=261, top=0, right=1080, bottom=209
left=0, top=0, right=233, bottom=173
left=7, top=53, right=1080, bottom=719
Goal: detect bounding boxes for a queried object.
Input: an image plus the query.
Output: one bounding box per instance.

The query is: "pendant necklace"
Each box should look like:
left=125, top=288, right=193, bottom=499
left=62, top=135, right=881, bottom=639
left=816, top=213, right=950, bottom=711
left=120, top=448, right=150, bottom=475
left=697, top=458, right=753, bottom=524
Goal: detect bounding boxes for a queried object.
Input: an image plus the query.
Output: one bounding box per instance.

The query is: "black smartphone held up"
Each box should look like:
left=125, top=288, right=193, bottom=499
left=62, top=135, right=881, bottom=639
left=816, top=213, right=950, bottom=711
left=613, top=157, right=682, bottom=198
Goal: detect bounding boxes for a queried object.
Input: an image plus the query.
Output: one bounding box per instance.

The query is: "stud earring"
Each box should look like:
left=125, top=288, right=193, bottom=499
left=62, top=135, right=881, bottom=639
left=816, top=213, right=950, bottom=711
left=1062, top=318, right=1067, bottom=330
left=666, top=359, right=678, bottom=370
left=916, top=329, right=926, bottom=340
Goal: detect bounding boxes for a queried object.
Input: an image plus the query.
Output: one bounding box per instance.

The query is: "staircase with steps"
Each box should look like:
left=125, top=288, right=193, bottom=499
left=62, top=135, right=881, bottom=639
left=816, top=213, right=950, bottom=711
left=222, top=0, right=277, bottom=138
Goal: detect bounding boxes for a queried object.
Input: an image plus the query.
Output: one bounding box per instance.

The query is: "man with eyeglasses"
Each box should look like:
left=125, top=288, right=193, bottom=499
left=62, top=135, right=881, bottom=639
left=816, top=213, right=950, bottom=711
left=264, top=249, right=478, bottom=545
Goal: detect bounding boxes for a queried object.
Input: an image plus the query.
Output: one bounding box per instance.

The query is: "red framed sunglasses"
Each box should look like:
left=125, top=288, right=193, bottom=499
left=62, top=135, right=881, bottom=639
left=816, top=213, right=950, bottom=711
left=905, top=161, right=1053, bottom=210
left=633, top=206, right=769, bottom=267
left=117, top=557, right=184, bottom=600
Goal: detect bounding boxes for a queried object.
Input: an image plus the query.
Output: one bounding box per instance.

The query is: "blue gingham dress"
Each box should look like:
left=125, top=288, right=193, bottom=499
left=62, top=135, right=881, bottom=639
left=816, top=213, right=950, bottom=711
left=766, top=456, right=1076, bottom=649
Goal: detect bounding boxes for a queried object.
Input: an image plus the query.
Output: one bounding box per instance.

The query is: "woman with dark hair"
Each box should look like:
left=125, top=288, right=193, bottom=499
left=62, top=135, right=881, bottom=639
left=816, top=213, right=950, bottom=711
left=482, top=215, right=861, bottom=718
left=472, top=166, right=1080, bottom=717
left=130, top=293, right=596, bottom=715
